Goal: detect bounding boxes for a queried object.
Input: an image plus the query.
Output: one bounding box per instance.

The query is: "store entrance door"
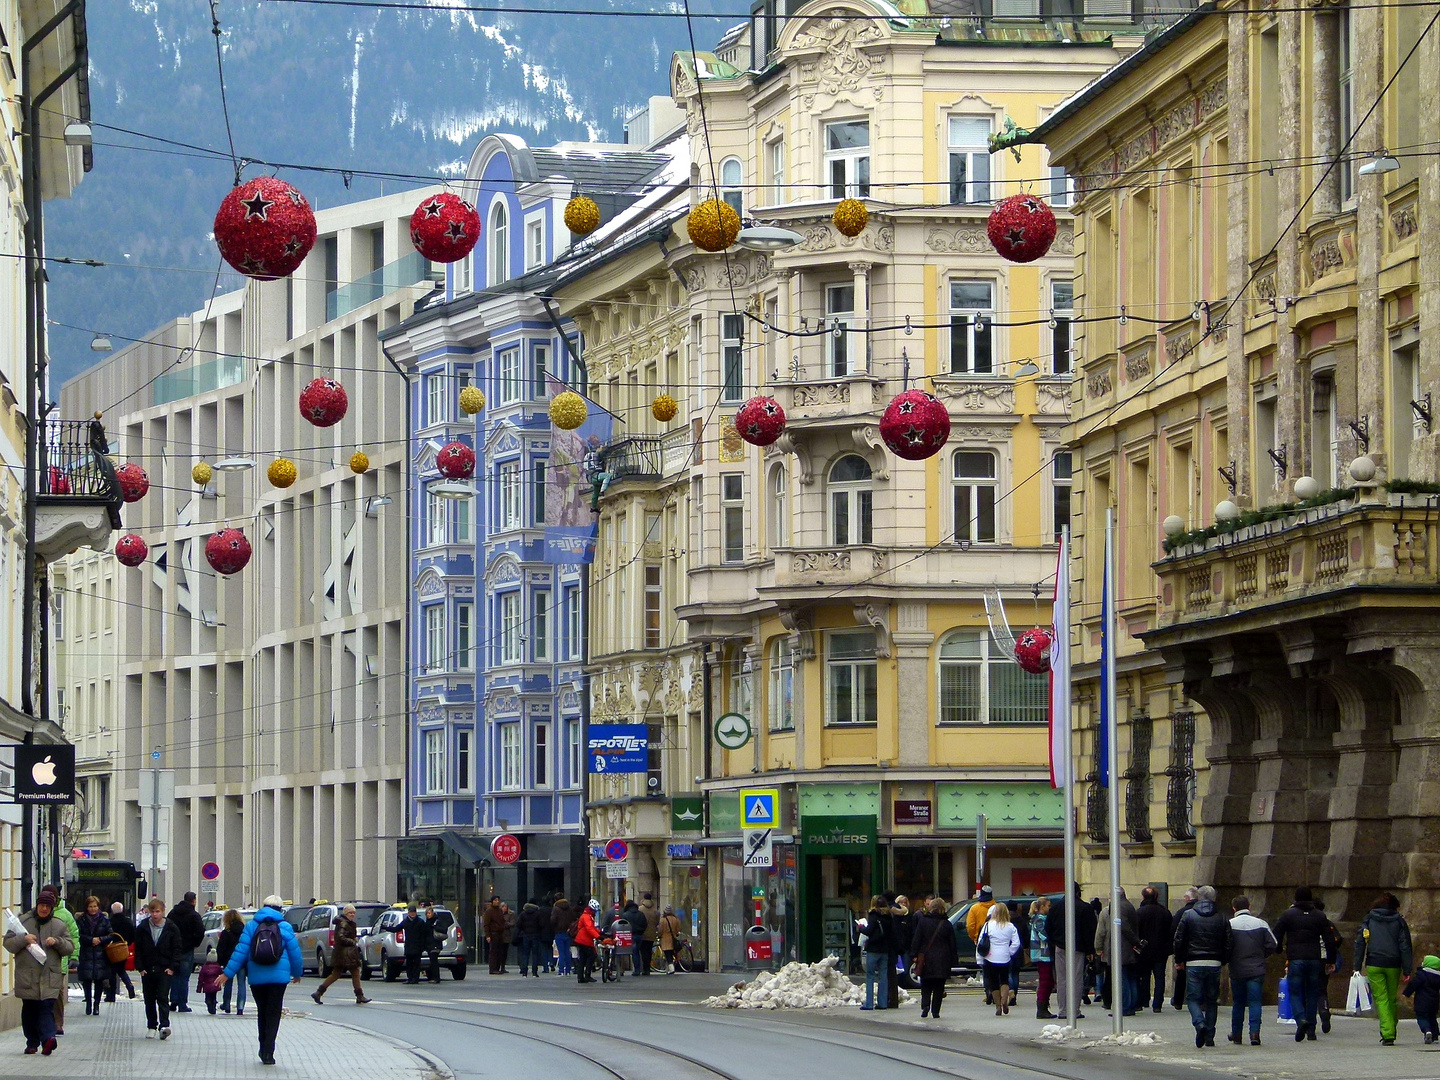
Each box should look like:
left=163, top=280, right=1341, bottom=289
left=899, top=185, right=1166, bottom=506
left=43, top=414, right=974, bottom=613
left=796, top=815, right=879, bottom=962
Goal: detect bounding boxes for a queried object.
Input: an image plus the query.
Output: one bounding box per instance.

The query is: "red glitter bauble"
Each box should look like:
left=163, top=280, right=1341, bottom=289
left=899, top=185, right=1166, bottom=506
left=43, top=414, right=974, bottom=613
left=879, top=390, right=951, bottom=460
left=114, top=533, right=149, bottom=567
left=116, top=462, right=150, bottom=503
left=298, top=378, right=349, bottom=427
left=1014, top=627, right=1055, bottom=674
left=48, top=467, right=71, bottom=495
left=409, top=193, right=481, bottom=264
left=213, top=177, right=318, bottom=280
left=436, top=440, right=477, bottom=479
left=987, top=194, right=1058, bottom=263
left=205, top=528, right=252, bottom=576
left=734, top=396, right=787, bottom=447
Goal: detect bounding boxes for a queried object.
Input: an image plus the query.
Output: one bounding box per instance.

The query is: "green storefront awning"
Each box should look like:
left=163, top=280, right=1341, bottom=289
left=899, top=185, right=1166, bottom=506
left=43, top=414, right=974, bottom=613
left=935, top=781, right=1064, bottom=832
left=799, top=815, right=878, bottom=854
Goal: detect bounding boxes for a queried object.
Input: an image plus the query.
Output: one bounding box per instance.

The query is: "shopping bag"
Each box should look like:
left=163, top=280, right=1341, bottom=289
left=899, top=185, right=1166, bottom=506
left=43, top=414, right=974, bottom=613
left=1346, top=970, right=1374, bottom=1014
left=1276, top=976, right=1296, bottom=1024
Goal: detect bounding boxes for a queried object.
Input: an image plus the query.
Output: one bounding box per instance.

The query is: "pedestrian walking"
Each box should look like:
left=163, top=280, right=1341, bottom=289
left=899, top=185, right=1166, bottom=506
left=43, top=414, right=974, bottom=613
left=618, top=899, right=645, bottom=976
left=1172, top=885, right=1232, bottom=1048
left=401, top=904, right=435, bottom=983
left=1029, top=897, right=1054, bottom=1018
left=216, top=909, right=247, bottom=1015
left=516, top=899, right=547, bottom=977
left=166, top=891, right=206, bottom=1013
left=1226, top=895, right=1276, bottom=1046
left=891, top=894, right=916, bottom=1000
left=1170, top=888, right=1197, bottom=1010
left=107, top=902, right=136, bottom=1002
left=1403, top=955, right=1440, bottom=1044
left=1048, top=883, right=1097, bottom=1020
left=1273, top=885, right=1337, bottom=1041
left=981, top=901, right=1023, bottom=1017
left=311, top=904, right=371, bottom=1005
left=1313, top=899, right=1342, bottom=1034
left=501, top=902, right=516, bottom=974
left=3, top=885, right=73, bottom=1055
left=483, top=897, right=507, bottom=975
left=1354, top=892, right=1413, bottom=1046
left=1095, top=888, right=1141, bottom=1015
left=422, top=903, right=442, bottom=983
left=860, top=895, right=892, bottom=1011
left=909, top=897, right=958, bottom=1019
left=75, top=896, right=112, bottom=1017
left=637, top=893, right=658, bottom=976
left=45, top=885, right=79, bottom=1035
left=215, top=894, right=304, bottom=1066
left=574, top=900, right=602, bottom=983
left=133, top=897, right=182, bottom=1041
left=657, top=906, right=683, bottom=973
left=1135, top=887, right=1173, bottom=1014
left=551, top=896, right=575, bottom=976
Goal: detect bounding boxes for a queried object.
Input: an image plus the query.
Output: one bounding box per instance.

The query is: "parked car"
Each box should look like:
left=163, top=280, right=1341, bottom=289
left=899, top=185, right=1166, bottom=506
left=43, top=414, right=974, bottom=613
left=945, top=894, right=1060, bottom=976
left=295, top=902, right=389, bottom=975
left=196, top=907, right=259, bottom=964
left=365, top=904, right=466, bottom=982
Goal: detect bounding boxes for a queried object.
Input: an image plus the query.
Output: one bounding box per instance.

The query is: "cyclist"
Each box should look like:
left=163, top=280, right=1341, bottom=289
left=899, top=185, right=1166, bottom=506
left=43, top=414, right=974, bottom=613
left=574, top=901, right=601, bottom=984
left=657, top=905, right=684, bottom=974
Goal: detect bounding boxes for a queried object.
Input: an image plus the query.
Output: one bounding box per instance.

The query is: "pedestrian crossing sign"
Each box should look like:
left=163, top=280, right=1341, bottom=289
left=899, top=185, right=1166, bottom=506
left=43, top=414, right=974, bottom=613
left=739, top=788, right=779, bottom=829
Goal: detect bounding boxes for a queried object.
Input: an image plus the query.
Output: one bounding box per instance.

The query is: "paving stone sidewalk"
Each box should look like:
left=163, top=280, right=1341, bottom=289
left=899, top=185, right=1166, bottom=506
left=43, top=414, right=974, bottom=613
left=0, top=989, right=450, bottom=1080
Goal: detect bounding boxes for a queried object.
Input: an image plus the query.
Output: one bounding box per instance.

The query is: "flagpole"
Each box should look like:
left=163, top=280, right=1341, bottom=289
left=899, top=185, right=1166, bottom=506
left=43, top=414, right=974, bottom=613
left=1059, top=526, right=1077, bottom=1031
left=1105, top=508, right=1122, bottom=1036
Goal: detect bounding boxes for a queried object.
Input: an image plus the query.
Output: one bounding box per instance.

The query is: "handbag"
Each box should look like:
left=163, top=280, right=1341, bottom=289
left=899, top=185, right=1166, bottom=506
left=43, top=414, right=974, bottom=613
left=976, top=928, right=991, bottom=959
left=104, top=934, right=131, bottom=965
left=1346, top=970, right=1374, bottom=1014
left=911, top=918, right=944, bottom=979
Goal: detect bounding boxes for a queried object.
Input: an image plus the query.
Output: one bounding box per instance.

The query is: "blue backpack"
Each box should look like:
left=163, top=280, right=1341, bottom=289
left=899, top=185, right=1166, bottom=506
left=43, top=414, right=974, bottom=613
left=252, top=919, right=284, bottom=965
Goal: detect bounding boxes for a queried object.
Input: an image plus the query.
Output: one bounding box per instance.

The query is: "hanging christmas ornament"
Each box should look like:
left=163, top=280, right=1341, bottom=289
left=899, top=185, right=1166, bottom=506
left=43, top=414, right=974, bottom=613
left=116, top=462, right=150, bottom=503
left=1013, top=627, right=1055, bottom=674
left=436, top=441, right=477, bottom=479
left=458, top=385, right=486, bottom=415
left=651, top=394, right=678, bottom=423
left=409, top=192, right=481, bottom=263
left=833, top=198, right=869, bottom=238
left=267, top=458, right=298, bottom=488
left=192, top=462, right=214, bottom=486
left=298, top=378, right=349, bottom=427
left=687, top=198, right=741, bottom=253
left=349, top=451, right=370, bottom=475
left=48, top=467, right=71, bottom=495
left=564, top=196, right=601, bottom=237
left=114, top=533, right=149, bottom=567
left=986, top=193, right=1058, bottom=264
left=213, top=177, right=317, bottom=280
left=734, top=395, right=787, bottom=447
left=205, top=528, right=252, bottom=576
left=549, top=391, right=588, bottom=431
left=879, top=390, right=951, bottom=461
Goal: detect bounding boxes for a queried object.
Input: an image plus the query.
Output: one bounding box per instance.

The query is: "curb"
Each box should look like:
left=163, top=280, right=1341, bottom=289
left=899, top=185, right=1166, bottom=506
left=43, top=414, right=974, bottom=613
left=308, top=1014, right=456, bottom=1080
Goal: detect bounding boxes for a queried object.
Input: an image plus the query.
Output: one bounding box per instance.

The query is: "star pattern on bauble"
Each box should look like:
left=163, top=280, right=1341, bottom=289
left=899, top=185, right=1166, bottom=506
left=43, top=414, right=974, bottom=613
left=241, top=191, right=274, bottom=221
left=423, top=199, right=446, bottom=218
left=445, top=221, right=468, bottom=242
left=898, top=400, right=916, bottom=414
left=1006, top=226, right=1027, bottom=245
left=284, top=238, right=304, bottom=256
left=239, top=255, right=267, bottom=276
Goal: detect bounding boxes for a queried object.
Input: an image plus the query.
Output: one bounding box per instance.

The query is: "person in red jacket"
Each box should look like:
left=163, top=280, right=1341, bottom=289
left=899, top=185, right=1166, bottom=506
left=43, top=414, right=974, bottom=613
left=573, top=901, right=601, bottom=985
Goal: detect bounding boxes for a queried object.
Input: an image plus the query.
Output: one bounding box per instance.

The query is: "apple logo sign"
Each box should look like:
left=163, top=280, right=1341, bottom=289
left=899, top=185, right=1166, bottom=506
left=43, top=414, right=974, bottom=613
left=31, top=756, right=58, bottom=787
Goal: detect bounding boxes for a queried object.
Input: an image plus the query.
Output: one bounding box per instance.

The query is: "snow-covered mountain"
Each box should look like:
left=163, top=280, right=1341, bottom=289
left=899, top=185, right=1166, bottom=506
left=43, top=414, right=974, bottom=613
left=47, top=0, right=722, bottom=386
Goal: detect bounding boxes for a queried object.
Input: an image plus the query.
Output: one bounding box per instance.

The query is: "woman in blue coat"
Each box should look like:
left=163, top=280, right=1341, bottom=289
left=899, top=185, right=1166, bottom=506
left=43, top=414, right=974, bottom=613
left=215, top=896, right=302, bottom=1066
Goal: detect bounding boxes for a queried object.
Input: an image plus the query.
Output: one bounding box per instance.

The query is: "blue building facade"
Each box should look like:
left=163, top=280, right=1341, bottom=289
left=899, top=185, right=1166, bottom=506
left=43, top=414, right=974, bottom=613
left=383, top=133, right=668, bottom=911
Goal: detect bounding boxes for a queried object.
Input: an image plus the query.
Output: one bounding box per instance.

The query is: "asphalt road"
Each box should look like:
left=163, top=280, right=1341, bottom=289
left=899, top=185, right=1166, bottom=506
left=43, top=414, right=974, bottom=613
left=320, top=970, right=1235, bottom=1080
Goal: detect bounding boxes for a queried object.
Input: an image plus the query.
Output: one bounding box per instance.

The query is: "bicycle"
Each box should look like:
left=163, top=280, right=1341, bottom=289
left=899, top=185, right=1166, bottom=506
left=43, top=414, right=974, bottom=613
left=597, top=940, right=620, bottom=983
left=651, top=937, right=695, bottom=973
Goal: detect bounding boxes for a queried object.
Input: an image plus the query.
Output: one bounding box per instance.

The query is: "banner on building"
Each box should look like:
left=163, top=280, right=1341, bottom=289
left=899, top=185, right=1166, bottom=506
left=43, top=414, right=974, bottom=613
left=1049, top=530, right=1072, bottom=790
left=14, top=744, right=76, bottom=804
left=587, top=724, right=647, bottom=773
left=544, top=373, right=610, bottom=565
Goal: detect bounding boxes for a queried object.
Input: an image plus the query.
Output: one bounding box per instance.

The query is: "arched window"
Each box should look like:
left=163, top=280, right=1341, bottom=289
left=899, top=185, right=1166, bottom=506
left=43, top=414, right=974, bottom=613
left=828, top=455, right=872, bottom=546
left=721, top=157, right=743, bottom=215
left=489, top=201, right=509, bottom=286
left=768, top=465, right=788, bottom=550
left=953, top=450, right=997, bottom=543
left=937, top=629, right=1047, bottom=724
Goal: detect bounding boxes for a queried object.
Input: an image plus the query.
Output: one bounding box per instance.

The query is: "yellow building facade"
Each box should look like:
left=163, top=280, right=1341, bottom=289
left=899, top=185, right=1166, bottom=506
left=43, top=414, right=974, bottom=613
left=1034, top=0, right=1440, bottom=938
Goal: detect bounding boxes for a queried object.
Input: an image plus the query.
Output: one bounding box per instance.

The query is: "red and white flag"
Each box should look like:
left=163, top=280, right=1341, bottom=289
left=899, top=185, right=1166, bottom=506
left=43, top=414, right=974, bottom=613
left=1049, top=530, right=1071, bottom=790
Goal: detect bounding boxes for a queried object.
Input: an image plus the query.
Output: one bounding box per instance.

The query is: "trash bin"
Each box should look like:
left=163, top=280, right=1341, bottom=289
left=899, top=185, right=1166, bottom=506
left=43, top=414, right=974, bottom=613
left=745, top=924, right=777, bottom=971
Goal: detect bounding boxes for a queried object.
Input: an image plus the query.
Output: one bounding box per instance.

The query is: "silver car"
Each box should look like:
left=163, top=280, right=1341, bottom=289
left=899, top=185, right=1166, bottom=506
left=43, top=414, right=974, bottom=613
left=295, top=902, right=388, bottom=976
left=196, top=908, right=258, bottom=965
left=364, top=906, right=467, bottom=981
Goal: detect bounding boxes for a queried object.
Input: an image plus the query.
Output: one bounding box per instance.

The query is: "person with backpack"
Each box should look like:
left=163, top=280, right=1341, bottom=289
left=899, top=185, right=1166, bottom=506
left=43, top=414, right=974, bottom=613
left=1273, top=886, right=1337, bottom=1041
left=1355, top=892, right=1414, bottom=1046
left=215, top=895, right=303, bottom=1066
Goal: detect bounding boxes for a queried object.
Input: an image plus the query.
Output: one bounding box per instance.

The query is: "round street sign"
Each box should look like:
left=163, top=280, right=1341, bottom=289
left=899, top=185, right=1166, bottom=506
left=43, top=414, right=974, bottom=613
left=491, top=834, right=522, bottom=865
left=604, top=838, right=629, bottom=862
left=714, top=712, right=752, bottom=751
left=200, top=862, right=220, bottom=881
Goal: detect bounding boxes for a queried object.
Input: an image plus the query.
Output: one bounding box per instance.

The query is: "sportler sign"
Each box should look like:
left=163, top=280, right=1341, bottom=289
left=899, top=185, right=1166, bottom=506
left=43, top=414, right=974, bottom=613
left=587, top=724, right=648, bottom=773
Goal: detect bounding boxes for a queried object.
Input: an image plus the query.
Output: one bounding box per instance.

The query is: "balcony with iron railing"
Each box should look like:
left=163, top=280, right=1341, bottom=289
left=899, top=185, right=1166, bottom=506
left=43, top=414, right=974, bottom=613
left=35, top=418, right=124, bottom=562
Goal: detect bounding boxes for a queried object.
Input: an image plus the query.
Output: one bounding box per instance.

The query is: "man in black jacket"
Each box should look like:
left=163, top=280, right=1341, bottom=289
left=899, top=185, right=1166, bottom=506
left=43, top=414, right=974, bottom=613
left=1274, top=886, right=1338, bottom=1040
left=1170, top=888, right=1197, bottom=1009
left=1135, top=887, right=1174, bottom=1014
left=135, top=898, right=184, bottom=1038
left=1173, top=885, right=1232, bottom=1049
left=1049, top=884, right=1098, bottom=1019
left=166, top=892, right=206, bottom=1012
left=106, top=902, right=136, bottom=1002
left=515, top=900, right=548, bottom=977
left=401, top=906, right=434, bottom=985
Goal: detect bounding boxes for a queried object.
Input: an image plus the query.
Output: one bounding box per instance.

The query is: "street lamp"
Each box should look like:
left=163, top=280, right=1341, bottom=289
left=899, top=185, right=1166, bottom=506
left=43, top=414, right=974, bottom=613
left=63, top=122, right=92, bottom=148
left=1358, top=152, right=1399, bottom=176
left=211, top=457, right=256, bottom=472
left=735, top=224, right=804, bottom=252
left=89, top=334, right=112, bottom=353
left=431, top=480, right=475, bottom=499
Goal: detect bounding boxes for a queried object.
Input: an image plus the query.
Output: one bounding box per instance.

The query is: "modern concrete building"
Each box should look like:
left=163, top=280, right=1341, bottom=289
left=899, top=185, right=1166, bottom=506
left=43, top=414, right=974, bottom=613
left=1033, top=0, right=1440, bottom=938
left=57, top=188, right=438, bottom=911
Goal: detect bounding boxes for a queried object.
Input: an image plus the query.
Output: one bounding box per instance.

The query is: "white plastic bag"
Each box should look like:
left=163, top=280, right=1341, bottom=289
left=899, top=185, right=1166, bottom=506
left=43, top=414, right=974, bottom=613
left=3, top=908, right=49, bottom=965
left=1346, top=970, right=1374, bottom=1014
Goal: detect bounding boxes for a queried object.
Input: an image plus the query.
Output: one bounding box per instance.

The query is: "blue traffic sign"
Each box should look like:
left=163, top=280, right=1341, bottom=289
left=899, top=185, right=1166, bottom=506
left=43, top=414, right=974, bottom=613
left=740, top=788, right=779, bottom=828
left=604, top=839, right=629, bottom=862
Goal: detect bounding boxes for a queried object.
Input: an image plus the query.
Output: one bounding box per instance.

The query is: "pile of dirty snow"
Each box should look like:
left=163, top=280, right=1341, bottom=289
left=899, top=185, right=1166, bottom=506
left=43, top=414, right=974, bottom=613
left=702, top=956, right=909, bottom=1009
left=1093, top=1030, right=1162, bottom=1046
left=1037, top=1024, right=1089, bottom=1042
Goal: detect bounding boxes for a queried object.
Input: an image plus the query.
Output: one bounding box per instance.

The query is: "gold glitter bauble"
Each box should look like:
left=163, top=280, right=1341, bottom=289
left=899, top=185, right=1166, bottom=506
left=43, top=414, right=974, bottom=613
left=192, top=462, right=213, bottom=486
left=651, top=394, right=678, bottom=423
left=833, top=198, right=869, bottom=238
left=686, top=198, right=741, bottom=253
left=350, top=451, right=370, bottom=475
left=267, top=458, right=298, bottom=488
left=549, top=391, right=589, bottom=431
left=564, top=196, right=601, bottom=237
left=458, top=385, right=486, bottom=415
